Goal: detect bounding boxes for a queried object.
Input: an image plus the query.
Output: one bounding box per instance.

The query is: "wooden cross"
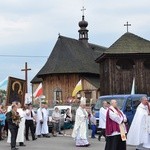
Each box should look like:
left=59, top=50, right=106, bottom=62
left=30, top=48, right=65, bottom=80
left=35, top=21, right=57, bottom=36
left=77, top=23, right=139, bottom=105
left=21, top=62, right=31, bottom=93
left=81, top=6, right=86, bottom=16
left=124, top=21, right=131, bottom=32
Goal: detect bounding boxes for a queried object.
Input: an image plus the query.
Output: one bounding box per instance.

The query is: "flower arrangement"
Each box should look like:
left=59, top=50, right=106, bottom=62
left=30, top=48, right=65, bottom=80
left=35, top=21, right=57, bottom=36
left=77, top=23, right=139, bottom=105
left=12, top=111, right=21, bottom=125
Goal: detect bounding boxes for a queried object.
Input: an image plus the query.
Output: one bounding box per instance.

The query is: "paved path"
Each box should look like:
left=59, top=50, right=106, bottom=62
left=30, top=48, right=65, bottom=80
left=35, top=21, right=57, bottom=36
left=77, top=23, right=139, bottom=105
left=0, top=135, right=136, bottom=150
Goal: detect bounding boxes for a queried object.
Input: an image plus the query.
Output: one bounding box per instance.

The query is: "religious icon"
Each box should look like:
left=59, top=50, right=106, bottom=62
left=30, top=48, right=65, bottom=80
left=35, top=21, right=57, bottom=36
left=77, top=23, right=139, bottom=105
left=6, top=77, right=26, bottom=106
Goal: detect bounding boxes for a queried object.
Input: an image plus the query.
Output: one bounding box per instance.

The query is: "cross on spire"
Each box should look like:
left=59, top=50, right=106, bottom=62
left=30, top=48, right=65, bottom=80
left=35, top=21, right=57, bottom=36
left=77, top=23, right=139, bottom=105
left=124, top=21, right=131, bottom=32
left=81, top=6, right=86, bottom=16
left=21, top=62, right=31, bottom=93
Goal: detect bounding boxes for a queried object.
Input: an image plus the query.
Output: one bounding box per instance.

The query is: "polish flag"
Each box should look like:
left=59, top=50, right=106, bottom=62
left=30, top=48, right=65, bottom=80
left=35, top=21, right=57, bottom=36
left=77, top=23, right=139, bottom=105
left=33, top=83, right=43, bottom=98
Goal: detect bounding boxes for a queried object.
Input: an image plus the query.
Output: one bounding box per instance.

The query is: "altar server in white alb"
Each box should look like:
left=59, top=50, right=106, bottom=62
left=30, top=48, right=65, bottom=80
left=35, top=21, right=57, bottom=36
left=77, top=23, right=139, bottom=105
left=36, top=102, right=49, bottom=138
left=127, top=96, right=150, bottom=150
left=72, top=97, right=90, bottom=147
left=98, top=101, right=108, bottom=141
left=41, top=102, right=50, bottom=137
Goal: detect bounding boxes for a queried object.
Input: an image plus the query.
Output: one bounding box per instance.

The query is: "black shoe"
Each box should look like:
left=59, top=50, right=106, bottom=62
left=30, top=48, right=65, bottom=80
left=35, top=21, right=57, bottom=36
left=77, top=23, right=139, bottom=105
left=85, top=144, right=90, bottom=147
left=33, top=138, right=37, bottom=141
left=59, top=132, right=63, bottom=135
left=20, top=144, right=26, bottom=146
left=26, top=139, right=30, bottom=141
left=19, top=143, right=26, bottom=146
left=11, top=148, right=19, bottom=150
left=43, top=134, right=50, bottom=138
left=37, top=135, right=41, bottom=138
left=76, top=144, right=90, bottom=147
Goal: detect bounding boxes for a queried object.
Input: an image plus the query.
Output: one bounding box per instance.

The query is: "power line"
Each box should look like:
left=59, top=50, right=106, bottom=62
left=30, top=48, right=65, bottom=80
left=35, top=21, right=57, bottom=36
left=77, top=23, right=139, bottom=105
left=0, top=54, right=48, bottom=58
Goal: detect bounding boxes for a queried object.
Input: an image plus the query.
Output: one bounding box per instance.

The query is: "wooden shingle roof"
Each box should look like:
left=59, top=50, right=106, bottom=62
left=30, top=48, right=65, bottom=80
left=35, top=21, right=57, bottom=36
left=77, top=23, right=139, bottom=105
left=82, top=74, right=100, bottom=88
left=96, top=32, right=150, bottom=62
left=30, top=76, right=42, bottom=83
left=105, top=32, right=150, bottom=54
left=36, top=35, right=106, bottom=78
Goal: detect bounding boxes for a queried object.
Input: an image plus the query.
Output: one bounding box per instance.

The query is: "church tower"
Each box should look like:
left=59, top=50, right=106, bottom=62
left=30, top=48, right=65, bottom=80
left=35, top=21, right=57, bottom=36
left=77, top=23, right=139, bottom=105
left=78, top=7, right=89, bottom=41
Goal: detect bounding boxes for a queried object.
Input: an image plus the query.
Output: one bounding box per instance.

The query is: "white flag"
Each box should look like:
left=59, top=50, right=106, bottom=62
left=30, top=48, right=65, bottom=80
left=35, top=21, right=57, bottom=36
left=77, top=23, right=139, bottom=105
left=131, top=77, right=135, bottom=94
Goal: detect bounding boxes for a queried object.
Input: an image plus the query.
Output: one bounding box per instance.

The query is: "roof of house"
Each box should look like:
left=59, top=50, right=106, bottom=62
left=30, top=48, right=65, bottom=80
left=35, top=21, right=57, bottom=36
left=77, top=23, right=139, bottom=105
left=30, top=76, right=42, bottom=83
left=35, top=35, right=106, bottom=78
left=82, top=74, right=100, bottom=88
left=105, top=32, right=150, bottom=54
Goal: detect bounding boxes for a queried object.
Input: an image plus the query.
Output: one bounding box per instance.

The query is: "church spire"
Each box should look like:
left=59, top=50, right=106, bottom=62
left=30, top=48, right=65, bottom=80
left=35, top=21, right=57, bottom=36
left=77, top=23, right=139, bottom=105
left=78, top=7, right=89, bottom=41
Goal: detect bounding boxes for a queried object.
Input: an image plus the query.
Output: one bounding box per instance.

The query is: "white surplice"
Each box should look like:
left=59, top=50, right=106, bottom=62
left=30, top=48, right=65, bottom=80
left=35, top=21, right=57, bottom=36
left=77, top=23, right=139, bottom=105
left=99, top=107, right=107, bottom=129
left=41, top=108, right=48, bottom=134
left=35, top=107, right=48, bottom=135
left=16, top=108, right=26, bottom=142
left=127, top=103, right=150, bottom=149
left=35, top=108, right=43, bottom=136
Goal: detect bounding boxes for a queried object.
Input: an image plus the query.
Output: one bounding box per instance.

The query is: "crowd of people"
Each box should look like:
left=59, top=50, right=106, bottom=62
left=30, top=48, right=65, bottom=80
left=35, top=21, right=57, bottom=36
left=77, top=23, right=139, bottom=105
left=71, top=95, right=150, bottom=150
left=0, top=101, right=73, bottom=150
left=96, top=96, right=150, bottom=150
left=1, top=95, right=150, bottom=150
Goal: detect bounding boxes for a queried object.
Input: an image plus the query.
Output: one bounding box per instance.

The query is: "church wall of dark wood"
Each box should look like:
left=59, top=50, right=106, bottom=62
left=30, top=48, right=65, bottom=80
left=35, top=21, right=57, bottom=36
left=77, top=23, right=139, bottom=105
left=99, top=57, right=150, bottom=96
left=99, top=59, right=110, bottom=95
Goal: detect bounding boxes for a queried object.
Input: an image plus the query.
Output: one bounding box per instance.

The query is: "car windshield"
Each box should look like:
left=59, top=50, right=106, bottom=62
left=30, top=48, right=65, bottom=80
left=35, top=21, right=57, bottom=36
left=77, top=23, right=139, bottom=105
left=95, top=97, right=125, bottom=110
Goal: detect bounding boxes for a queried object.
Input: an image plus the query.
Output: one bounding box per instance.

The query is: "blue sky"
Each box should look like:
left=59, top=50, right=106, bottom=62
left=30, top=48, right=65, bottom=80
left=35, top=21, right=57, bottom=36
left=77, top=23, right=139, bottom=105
left=0, top=0, right=150, bottom=92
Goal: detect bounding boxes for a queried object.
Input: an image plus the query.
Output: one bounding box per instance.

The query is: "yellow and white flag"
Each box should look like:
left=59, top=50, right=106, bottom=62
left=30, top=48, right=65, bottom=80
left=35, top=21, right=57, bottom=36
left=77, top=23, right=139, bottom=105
left=72, top=80, right=82, bottom=97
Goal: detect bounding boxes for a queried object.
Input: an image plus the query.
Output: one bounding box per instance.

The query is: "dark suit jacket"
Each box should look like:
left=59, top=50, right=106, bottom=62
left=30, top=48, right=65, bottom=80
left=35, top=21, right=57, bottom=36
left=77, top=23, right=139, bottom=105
left=6, top=111, right=19, bottom=129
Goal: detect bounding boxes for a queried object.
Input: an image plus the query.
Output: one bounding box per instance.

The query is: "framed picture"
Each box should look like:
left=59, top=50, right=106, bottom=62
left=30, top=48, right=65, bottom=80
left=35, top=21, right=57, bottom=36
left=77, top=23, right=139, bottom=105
left=6, top=76, right=26, bottom=106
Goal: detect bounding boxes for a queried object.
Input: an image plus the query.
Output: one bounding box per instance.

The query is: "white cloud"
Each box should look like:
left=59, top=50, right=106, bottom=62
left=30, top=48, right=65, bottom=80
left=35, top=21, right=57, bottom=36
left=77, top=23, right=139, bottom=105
left=0, top=0, right=150, bottom=91
left=0, top=16, right=31, bottom=44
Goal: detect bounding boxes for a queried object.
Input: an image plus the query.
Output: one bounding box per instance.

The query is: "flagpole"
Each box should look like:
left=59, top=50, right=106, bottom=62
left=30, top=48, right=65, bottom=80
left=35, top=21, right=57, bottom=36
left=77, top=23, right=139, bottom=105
left=31, top=83, right=33, bottom=103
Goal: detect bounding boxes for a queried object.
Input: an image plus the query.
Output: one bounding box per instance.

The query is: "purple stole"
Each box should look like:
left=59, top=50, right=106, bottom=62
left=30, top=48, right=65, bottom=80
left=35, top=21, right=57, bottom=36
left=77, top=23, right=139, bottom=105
left=105, top=107, right=123, bottom=136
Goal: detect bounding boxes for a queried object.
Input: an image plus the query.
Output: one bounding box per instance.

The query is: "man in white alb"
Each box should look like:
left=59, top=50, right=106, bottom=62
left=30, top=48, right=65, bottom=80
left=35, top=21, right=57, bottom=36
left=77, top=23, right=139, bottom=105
left=98, top=101, right=108, bottom=141
left=127, top=96, right=150, bottom=150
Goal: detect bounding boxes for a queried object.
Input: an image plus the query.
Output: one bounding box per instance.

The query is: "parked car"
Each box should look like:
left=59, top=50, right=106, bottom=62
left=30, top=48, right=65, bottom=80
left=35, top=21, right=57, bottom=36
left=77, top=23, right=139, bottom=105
left=94, top=94, right=147, bottom=128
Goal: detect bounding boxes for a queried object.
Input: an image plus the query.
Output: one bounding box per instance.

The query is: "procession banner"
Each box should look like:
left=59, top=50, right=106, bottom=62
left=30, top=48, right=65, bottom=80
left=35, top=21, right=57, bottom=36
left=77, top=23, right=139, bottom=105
left=6, top=76, right=26, bottom=106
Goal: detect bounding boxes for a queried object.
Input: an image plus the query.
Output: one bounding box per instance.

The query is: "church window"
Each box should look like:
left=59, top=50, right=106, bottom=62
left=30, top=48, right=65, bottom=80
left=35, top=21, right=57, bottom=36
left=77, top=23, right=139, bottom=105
left=144, top=59, right=150, bottom=70
left=116, top=58, right=135, bottom=70
left=54, top=88, right=62, bottom=104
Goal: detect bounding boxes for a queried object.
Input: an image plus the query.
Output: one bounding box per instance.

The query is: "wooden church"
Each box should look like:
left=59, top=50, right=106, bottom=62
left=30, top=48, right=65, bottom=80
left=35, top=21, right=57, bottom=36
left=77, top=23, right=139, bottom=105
left=31, top=14, right=106, bottom=106
left=96, top=32, right=150, bottom=96
left=31, top=11, right=150, bottom=106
